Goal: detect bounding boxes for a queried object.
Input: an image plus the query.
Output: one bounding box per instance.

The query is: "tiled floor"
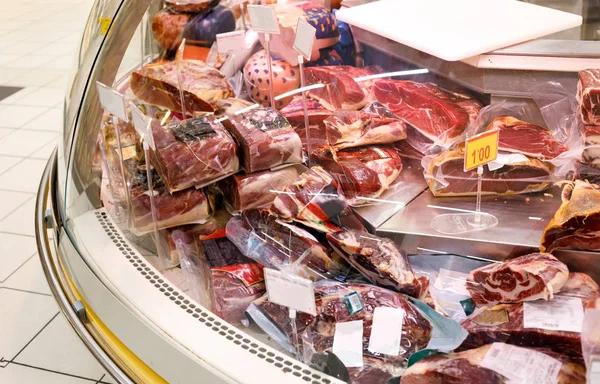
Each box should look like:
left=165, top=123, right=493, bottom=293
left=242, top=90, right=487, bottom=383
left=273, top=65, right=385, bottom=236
left=0, top=0, right=116, bottom=382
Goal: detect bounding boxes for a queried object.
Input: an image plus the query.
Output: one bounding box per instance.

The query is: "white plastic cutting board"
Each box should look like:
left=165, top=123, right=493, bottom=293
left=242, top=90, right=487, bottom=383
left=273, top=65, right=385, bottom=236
left=336, top=0, right=582, bottom=62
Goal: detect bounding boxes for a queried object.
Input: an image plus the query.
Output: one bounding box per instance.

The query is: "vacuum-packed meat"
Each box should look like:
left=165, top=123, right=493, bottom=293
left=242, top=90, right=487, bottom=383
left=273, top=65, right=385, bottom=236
left=577, top=68, right=600, bottom=125
left=151, top=8, right=190, bottom=51
left=150, top=116, right=239, bottom=193
left=466, top=252, right=569, bottom=306
left=281, top=97, right=332, bottom=149
left=223, top=107, right=302, bottom=173
left=582, top=125, right=600, bottom=167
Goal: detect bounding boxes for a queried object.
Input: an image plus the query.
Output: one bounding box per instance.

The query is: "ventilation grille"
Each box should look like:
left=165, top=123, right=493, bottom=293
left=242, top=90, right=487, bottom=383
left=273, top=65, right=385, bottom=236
left=95, top=211, right=332, bottom=384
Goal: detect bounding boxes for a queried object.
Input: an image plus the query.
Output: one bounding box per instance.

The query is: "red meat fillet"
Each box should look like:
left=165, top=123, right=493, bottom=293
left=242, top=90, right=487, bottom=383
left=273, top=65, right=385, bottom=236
left=577, top=68, right=600, bottom=125
left=466, top=252, right=569, bottom=306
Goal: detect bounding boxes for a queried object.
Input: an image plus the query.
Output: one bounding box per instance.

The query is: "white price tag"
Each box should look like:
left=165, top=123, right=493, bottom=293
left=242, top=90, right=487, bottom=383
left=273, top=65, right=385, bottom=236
left=590, top=360, right=600, bottom=383
left=368, top=307, right=403, bottom=356
left=524, top=296, right=584, bottom=333
left=96, top=82, right=128, bottom=122
left=129, top=103, right=155, bottom=150
left=247, top=5, right=280, bottom=34
left=481, top=343, right=562, bottom=384
left=433, top=268, right=470, bottom=296
left=293, top=18, right=316, bottom=61
left=217, top=30, right=246, bottom=55
left=332, top=320, right=363, bottom=368
left=264, top=268, right=316, bottom=316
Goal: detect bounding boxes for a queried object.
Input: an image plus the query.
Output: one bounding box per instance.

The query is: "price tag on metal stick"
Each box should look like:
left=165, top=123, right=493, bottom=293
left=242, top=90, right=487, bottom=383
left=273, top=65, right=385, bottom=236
left=264, top=268, right=316, bottom=316
left=96, top=82, right=128, bottom=122
left=464, top=130, right=499, bottom=171
left=247, top=5, right=280, bottom=34
left=129, top=102, right=155, bottom=150
left=293, top=18, right=316, bottom=61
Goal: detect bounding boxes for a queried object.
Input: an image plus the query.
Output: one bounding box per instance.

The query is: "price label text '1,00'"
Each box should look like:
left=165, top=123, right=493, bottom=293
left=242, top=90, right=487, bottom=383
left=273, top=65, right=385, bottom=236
left=464, top=129, right=499, bottom=171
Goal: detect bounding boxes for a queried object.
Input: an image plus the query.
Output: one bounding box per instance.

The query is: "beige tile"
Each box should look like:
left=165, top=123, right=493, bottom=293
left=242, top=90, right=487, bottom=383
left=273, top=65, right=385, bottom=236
left=3, top=255, right=50, bottom=295
left=0, top=196, right=36, bottom=235
left=0, top=232, right=37, bottom=281
left=0, top=190, right=33, bottom=220
left=0, top=105, right=46, bottom=128
left=0, top=130, right=57, bottom=156
left=0, top=158, right=47, bottom=192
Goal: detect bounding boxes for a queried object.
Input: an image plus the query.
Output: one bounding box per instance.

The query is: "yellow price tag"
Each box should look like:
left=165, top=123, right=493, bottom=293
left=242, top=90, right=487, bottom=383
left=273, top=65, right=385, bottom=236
left=99, top=17, right=112, bottom=35
left=464, top=130, right=499, bottom=171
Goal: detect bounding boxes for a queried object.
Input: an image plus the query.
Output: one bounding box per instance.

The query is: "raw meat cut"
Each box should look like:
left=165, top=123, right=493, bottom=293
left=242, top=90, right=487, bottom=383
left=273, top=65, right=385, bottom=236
left=541, top=180, right=600, bottom=252
left=150, top=116, right=239, bottom=193
left=577, top=68, right=600, bottom=125
left=322, top=102, right=407, bottom=150
left=310, top=145, right=402, bottom=201
left=582, top=125, right=600, bottom=167
left=401, top=343, right=586, bottom=384
left=280, top=97, right=332, bottom=149
left=201, top=233, right=265, bottom=324
left=130, top=60, right=233, bottom=114
left=373, top=80, right=481, bottom=147
left=461, top=272, right=600, bottom=360
left=487, top=116, right=568, bottom=160
left=327, top=230, right=429, bottom=299
left=466, top=252, right=569, bottom=306
left=269, top=166, right=367, bottom=233
left=426, top=148, right=553, bottom=196
left=253, top=281, right=432, bottom=380
left=229, top=209, right=350, bottom=280
left=304, top=65, right=382, bottom=111
left=167, top=220, right=222, bottom=265
left=244, top=50, right=300, bottom=108
left=223, top=107, right=302, bottom=173
left=127, top=162, right=211, bottom=234
left=151, top=8, right=190, bottom=51
left=217, top=167, right=299, bottom=211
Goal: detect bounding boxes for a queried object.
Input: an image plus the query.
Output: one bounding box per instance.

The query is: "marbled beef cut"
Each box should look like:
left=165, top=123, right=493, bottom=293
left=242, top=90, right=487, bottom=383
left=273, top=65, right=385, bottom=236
left=582, top=125, right=600, bottom=167
left=130, top=60, right=233, bottom=114
left=461, top=273, right=600, bottom=360
left=577, top=68, right=600, bottom=125
left=373, top=80, right=481, bottom=147
left=401, top=343, right=586, bottom=384
left=426, top=148, right=553, bottom=196
left=466, top=253, right=569, bottom=306
left=223, top=107, right=302, bottom=173
left=487, top=116, right=568, bottom=160
left=217, top=167, right=299, bottom=212
left=310, top=145, right=402, bottom=201
left=304, top=65, right=382, bottom=111
left=327, top=230, right=429, bottom=299
left=150, top=116, right=239, bottom=193
left=541, top=180, right=600, bottom=252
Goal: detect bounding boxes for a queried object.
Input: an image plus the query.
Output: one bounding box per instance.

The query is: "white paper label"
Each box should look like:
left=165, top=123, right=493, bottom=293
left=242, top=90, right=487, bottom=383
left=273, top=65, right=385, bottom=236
left=129, top=103, right=155, bottom=150
left=293, top=18, right=316, bottom=61
left=481, top=343, right=562, bottom=384
left=487, top=153, right=529, bottom=171
left=368, top=307, right=403, bottom=356
left=332, top=320, right=363, bottom=368
left=433, top=268, right=470, bottom=296
left=590, top=361, right=600, bottom=384
left=96, top=82, right=128, bottom=122
left=264, top=268, right=316, bottom=316
left=524, top=296, right=584, bottom=333
left=217, top=30, right=246, bottom=54
left=247, top=5, right=280, bottom=34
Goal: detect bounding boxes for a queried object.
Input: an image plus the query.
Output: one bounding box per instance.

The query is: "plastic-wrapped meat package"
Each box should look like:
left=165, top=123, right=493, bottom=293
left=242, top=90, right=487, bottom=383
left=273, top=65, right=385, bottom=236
left=256, top=2, right=339, bottom=67
left=465, top=252, right=569, bottom=306
left=150, top=115, right=239, bottom=193
left=304, top=65, right=382, bottom=111
left=582, top=301, right=600, bottom=380
left=582, top=125, right=600, bottom=167
left=425, top=147, right=553, bottom=197
left=199, top=231, right=265, bottom=324
left=226, top=209, right=351, bottom=281
left=373, top=80, right=482, bottom=148
left=280, top=97, right=332, bottom=149
left=217, top=167, right=299, bottom=212
left=152, top=8, right=190, bottom=51
left=269, top=166, right=367, bottom=233
left=130, top=60, right=233, bottom=114
left=541, top=180, right=600, bottom=252
left=577, top=68, right=600, bottom=125
left=460, top=272, right=600, bottom=361
left=310, top=145, right=402, bottom=202
left=327, top=230, right=429, bottom=299
left=321, top=102, right=407, bottom=150
left=222, top=107, right=302, bottom=173
left=213, top=98, right=255, bottom=117
left=401, top=343, right=586, bottom=384
left=126, top=161, right=212, bottom=234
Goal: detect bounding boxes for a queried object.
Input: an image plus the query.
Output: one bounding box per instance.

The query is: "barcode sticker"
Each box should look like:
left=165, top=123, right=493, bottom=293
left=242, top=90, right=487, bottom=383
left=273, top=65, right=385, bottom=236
left=247, top=5, right=280, bottom=34
left=332, top=320, right=363, bottom=368
left=96, top=82, right=128, bottom=122
left=524, top=296, right=584, bottom=333
left=481, top=343, right=562, bottom=384
left=368, top=307, right=403, bottom=356
left=264, top=268, right=316, bottom=316
left=344, top=292, right=363, bottom=315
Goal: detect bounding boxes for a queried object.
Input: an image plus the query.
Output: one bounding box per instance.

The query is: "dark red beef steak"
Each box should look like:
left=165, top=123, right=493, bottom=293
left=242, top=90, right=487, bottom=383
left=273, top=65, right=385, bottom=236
left=466, top=252, right=569, bottom=306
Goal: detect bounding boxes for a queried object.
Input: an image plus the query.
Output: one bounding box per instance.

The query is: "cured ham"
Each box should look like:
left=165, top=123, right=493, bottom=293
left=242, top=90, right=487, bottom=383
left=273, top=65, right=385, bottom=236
left=280, top=97, right=331, bottom=149
left=582, top=125, right=600, bottom=167
left=466, top=252, right=569, bottom=306
left=577, top=68, right=600, bottom=125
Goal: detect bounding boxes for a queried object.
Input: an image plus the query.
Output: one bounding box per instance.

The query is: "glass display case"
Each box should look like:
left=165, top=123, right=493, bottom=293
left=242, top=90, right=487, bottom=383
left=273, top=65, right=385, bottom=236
left=35, top=0, right=600, bottom=383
